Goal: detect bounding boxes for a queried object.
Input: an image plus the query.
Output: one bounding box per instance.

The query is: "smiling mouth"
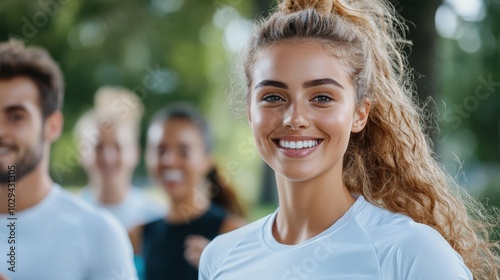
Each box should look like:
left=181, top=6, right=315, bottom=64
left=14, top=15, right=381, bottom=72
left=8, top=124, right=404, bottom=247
left=274, top=139, right=322, bottom=150
left=162, top=170, right=184, bottom=183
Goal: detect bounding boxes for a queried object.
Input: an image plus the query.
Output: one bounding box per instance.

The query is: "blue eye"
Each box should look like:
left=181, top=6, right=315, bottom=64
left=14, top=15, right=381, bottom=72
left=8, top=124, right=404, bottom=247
left=312, top=95, right=333, bottom=103
left=262, top=95, right=284, bottom=103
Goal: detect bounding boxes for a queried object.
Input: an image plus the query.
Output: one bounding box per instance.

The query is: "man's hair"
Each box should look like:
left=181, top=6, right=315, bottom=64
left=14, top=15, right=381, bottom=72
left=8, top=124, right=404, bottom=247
left=0, top=39, right=64, bottom=118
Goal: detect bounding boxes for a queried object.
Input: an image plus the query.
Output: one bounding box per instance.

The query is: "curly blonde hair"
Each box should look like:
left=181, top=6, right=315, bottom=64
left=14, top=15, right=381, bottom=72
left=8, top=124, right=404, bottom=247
left=242, top=0, right=500, bottom=278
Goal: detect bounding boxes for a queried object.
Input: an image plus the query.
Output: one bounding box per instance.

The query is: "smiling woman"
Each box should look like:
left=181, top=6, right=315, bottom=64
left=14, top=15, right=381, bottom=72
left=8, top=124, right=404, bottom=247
left=249, top=41, right=368, bottom=183
left=198, top=0, right=500, bottom=279
left=139, top=104, right=246, bottom=280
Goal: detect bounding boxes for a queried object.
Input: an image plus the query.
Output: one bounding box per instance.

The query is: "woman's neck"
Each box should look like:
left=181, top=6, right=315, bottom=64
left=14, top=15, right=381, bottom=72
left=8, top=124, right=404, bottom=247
left=273, top=167, right=355, bottom=245
left=89, top=177, right=130, bottom=205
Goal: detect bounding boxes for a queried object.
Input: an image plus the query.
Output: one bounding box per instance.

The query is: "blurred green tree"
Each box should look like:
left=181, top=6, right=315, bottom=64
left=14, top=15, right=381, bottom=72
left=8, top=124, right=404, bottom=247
left=0, top=0, right=263, bottom=206
left=0, top=0, right=498, bottom=210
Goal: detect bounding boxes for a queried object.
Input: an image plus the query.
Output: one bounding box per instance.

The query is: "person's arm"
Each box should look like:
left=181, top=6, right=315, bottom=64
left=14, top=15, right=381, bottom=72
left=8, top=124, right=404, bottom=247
left=128, top=224, right=144, bottom=255
left=0, top=273, right=9, bottom=280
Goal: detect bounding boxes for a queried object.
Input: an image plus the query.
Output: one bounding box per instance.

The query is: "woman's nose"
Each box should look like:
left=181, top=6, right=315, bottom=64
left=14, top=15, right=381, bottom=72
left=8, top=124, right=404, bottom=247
left=282, top=103, right=310, bottom=130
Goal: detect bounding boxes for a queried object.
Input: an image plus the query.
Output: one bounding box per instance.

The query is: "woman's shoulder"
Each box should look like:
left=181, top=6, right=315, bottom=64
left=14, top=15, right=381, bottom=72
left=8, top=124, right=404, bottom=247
left=355, top=201, right=472, bottom=279
left=348, top=197, right=431, bottom=244
left=357, top=200, right=457, bottom=255
left=200, top=214, right=270, bottom=272
left=208, top=214, right=268, bottom=250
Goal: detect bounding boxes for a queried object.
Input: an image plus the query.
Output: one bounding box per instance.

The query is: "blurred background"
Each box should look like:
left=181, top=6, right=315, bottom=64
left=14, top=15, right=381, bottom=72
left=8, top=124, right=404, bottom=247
left=0, top=0, right=499, bottom=219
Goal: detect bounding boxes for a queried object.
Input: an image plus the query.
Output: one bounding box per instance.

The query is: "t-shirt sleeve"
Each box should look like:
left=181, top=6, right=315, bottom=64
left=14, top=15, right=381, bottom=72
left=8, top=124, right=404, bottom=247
left=86, top=212, right=139, bottom=280
left=199, top=237, right=217, bottom=280
left=388, top=225, right=473, bottom=280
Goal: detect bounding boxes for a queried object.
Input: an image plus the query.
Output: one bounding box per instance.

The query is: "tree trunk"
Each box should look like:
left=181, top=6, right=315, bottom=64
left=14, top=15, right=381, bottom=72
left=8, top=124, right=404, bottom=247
left=391, top=0, right=440, bottom=103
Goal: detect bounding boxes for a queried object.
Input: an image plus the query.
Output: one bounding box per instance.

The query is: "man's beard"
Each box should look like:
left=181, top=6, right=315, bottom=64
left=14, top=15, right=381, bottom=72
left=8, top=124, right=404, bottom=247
left=0, top=138, right=44, bottom=184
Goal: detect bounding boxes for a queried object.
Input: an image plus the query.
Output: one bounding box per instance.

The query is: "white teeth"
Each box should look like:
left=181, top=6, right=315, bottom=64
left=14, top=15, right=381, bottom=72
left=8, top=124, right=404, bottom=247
left=162, top=170, right=184, bottom=182
left=278, top=140, right=319, bottom=149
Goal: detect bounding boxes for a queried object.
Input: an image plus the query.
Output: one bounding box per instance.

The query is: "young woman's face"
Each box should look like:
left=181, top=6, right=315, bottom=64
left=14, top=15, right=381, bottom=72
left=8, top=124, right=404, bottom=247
left=248, top=41, right=369, bottom=183
left=146, top=118, right=212, bottom=201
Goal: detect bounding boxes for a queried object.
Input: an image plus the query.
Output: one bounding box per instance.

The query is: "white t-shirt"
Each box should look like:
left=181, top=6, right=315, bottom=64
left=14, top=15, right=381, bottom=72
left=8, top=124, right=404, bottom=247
left=0, top=185, right=138, bottom=280
left=80, top=186, right=165, bottom=231
left=200, top=196, right=472, bottom=280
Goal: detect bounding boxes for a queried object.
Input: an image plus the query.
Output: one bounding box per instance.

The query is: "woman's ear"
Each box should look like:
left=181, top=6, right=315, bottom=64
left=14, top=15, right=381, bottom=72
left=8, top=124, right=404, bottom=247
left=351, top=99, right=371, bottom=133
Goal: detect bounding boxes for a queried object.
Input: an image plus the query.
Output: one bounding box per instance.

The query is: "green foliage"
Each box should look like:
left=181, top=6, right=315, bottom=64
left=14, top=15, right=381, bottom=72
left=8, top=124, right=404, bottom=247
left=435, top=1, right=500, bottom=196
left=0, top=0, right=263, bottom=205
left=1, top=0, right=498, bottom=207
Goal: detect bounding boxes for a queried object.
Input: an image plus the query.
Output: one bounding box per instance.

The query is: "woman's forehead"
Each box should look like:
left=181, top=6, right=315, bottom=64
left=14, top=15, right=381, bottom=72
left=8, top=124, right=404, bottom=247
left=252, top=42, right=352, bottom=88
left=150, top=119, right=204, bottom=147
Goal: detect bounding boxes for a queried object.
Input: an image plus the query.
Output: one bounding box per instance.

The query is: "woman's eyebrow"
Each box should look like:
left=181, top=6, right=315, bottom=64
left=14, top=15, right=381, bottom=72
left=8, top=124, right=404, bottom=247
left=254, top=78, right=344, bottom=90
left=303, top=78, right=344, bottom=89
left=254, top=80, right=288, bottom=89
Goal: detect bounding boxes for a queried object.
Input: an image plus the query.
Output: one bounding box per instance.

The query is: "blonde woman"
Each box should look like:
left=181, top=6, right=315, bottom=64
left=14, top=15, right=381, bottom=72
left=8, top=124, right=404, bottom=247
left=199, top=0, right=500, bottom=279
left=74, top=87, right=165, bottom=277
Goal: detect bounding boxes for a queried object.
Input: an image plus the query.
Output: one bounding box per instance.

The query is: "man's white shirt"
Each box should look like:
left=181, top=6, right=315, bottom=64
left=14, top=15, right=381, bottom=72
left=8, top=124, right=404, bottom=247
left=80, top=186, right=165, bottom=231
left=0, top=185, right=138, bottom=280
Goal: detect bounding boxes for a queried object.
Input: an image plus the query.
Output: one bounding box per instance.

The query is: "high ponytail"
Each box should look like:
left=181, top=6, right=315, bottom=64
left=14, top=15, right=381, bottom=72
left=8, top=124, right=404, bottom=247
left=242, top=0, right=500, bottom=278
left=279, top=0, right=334, bottom=14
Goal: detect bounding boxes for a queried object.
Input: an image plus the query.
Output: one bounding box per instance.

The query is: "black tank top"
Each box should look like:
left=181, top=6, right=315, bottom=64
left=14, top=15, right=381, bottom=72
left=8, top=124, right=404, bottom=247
left=142, top=204, right=226, bottom=280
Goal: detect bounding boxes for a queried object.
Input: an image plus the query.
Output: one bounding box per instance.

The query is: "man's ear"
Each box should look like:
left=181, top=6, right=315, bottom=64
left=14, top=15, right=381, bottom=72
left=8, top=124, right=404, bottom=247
left=351, top=99, right=371, bottom=133
left=44, top=111, right=64, bottom=142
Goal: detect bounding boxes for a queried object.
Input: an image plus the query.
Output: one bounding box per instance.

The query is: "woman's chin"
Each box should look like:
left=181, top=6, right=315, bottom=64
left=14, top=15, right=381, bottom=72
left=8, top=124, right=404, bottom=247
left=161, top=181, right=185, bottom=197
